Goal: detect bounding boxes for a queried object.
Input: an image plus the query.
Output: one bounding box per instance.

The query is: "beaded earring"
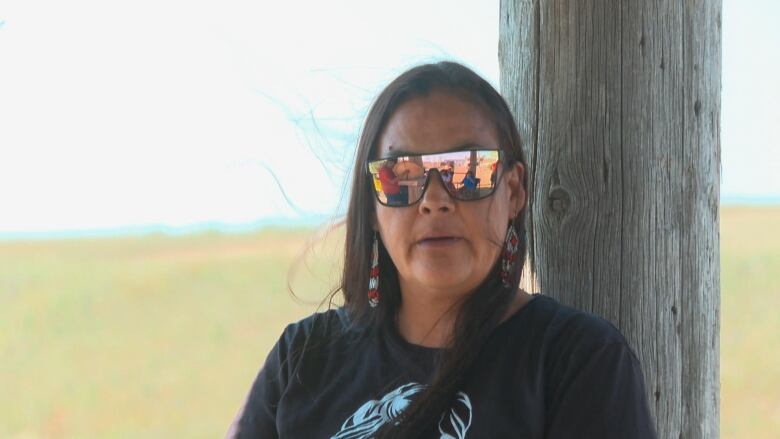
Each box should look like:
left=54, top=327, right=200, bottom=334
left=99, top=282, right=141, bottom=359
left=500, top=222, right=520, bottom=287
left=368, top=232, right=380, bottom=307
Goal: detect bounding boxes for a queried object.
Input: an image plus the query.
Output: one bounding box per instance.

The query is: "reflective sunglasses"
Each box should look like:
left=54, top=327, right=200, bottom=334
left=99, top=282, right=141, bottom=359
left=367, top=149, right=503, bottom=207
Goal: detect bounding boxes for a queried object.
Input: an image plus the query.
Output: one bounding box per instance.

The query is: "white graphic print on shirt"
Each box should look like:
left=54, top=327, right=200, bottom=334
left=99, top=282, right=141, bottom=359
left=330, top=382, right=473, bottom=439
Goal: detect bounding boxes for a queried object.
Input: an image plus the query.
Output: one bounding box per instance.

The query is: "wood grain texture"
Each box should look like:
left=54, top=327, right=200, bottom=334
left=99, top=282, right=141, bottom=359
left=499, top=0, right=541, bottom=291
left=499, top=1, right=721, bottom=437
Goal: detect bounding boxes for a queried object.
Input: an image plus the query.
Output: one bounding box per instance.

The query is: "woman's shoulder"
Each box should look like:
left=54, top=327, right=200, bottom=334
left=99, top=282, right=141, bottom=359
left=515, top=295, right=656, bottom=438
left=277, top=307, right=352, bottom=348
left=512, top=293, right=634, bottom=353
left=502, top=294, right=645, bottom=394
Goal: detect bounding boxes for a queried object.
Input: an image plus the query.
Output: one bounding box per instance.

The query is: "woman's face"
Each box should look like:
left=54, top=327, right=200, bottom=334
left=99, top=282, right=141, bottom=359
left=373, top=91, right=526, bottom=300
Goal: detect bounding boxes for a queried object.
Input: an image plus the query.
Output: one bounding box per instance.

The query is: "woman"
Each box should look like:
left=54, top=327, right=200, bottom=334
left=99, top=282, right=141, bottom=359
left=229, top=62, right=656, bottom=438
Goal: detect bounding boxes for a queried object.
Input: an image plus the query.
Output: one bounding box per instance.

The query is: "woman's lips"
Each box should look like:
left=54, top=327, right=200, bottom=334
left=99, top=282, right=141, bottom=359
left=417, top=236, right=462, bottom=247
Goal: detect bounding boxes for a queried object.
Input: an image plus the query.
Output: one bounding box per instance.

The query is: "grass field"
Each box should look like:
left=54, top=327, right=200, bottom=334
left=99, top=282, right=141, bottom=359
left=720, top=206, right=780, bottom=438
left=0, top=206, right=777, bottom=438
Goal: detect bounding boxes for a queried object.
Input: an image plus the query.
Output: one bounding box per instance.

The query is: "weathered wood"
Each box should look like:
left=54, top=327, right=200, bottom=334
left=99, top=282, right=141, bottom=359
left=499, top=0, right=540, bottom=290
left=499, top=0, right=721, bottom=437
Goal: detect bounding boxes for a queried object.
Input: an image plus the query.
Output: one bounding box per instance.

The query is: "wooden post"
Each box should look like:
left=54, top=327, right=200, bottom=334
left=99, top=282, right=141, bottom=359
left=499, top=0, right=721, bottom=437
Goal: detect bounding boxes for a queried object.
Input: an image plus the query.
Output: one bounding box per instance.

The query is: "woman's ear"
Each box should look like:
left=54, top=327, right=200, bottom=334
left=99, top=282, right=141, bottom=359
left=505, top=163, right=526, bottom=219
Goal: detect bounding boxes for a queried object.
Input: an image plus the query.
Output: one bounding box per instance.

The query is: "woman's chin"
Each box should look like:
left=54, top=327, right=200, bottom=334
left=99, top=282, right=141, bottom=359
left=409, top=265, right=477, bottom=291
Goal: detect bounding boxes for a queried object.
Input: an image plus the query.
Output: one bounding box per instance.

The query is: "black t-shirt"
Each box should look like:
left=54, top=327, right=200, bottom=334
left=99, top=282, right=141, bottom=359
left=236, top=294, right=657, bottom=438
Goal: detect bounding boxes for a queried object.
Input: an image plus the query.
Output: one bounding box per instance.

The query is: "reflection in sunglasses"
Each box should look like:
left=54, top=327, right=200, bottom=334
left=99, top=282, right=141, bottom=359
left=368, top=149, right=501, bottom=206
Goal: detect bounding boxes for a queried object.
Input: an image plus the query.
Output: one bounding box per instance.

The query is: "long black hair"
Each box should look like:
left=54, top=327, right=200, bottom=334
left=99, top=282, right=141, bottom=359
left=337, top=61, right=529, bottom=438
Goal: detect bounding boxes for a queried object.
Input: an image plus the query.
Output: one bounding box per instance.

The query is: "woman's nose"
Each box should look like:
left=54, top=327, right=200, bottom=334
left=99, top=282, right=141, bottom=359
left=418, top=169, right=455, bottom=214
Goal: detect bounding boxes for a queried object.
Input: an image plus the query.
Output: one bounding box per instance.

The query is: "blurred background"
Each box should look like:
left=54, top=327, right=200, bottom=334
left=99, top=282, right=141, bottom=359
left=1, top=0, right=778, bottom=437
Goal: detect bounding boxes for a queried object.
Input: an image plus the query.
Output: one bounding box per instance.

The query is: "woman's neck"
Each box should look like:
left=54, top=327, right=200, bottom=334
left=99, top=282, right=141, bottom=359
left=394, top=286, right=533, bottom=349
left=396, top=294, right=460, bottom=348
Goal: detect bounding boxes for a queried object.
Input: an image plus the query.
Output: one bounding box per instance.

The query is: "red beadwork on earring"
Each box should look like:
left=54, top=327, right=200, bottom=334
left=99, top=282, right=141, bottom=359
left=501, top=223, right=519, bottom=287
left=368, top=233, right=380, bottom=307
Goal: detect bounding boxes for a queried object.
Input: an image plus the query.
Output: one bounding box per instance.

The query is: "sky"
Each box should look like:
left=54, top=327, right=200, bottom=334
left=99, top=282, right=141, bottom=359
left=0, top=0, right=777, bottom=237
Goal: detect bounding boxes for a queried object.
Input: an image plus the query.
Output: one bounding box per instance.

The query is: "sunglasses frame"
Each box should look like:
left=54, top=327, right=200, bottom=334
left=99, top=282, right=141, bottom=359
left=366, top=148, right=505, bottom=207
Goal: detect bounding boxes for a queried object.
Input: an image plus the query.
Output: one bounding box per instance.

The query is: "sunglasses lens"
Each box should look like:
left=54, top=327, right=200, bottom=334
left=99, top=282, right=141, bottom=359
left=368, top=150, right=501, bottom=206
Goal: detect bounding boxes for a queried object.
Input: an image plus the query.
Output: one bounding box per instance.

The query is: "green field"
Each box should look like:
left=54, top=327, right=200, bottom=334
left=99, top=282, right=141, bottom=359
left=1, top=207, right=777, bottom=438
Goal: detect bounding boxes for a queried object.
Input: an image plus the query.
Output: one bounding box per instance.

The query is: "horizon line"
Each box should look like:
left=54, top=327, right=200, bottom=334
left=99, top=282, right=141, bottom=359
left=0, top=199, right=777, bottom=241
